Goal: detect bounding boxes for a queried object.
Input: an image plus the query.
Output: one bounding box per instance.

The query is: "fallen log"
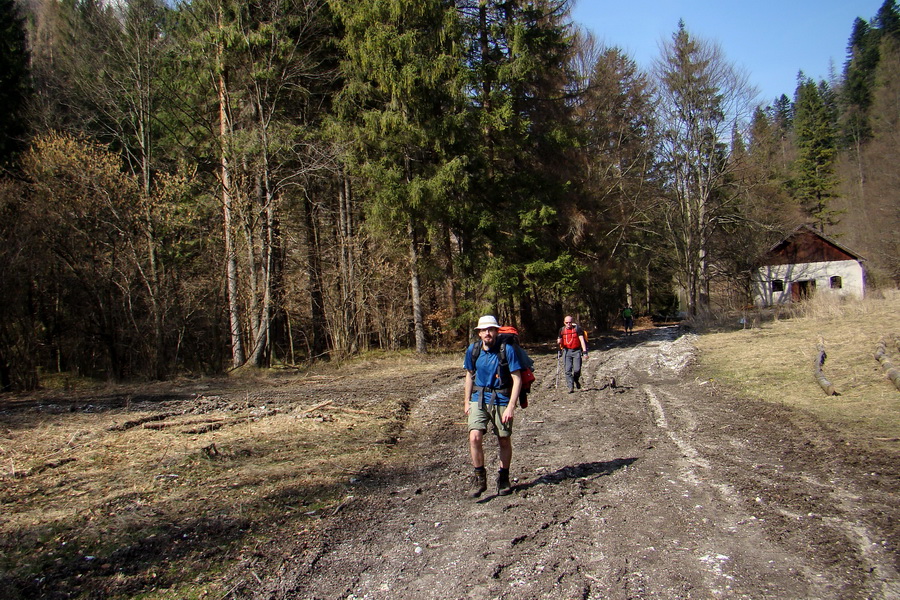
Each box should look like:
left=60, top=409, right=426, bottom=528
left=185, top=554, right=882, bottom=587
left=182, top=422, right=226, bottom=434
left=107, top=411, right=181, bottom=431
left=321, top=405, right=378, bottom=416
left=301, top=400, right=333, bottom=414
left=142, top=417, right=229, bottom=430
left=813, top=338, right=839, bottom=396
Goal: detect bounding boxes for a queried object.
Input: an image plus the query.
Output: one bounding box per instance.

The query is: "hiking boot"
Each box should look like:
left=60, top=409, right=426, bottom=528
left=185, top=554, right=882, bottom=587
left=574, top=379, right=581, bottom=389
left=468, top=469, right=487, bottom=498
left=497, top=470, right=512, bottom=496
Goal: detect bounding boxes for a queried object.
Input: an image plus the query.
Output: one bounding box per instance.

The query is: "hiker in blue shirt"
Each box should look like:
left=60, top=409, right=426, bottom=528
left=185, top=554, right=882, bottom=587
left=463, top=315, right=523, bottom=498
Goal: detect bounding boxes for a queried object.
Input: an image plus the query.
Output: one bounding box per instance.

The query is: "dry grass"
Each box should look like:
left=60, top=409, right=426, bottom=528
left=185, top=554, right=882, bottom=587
left=0, top=356, right=456, bottom=599
left=694, top=291, right=900, bottom=454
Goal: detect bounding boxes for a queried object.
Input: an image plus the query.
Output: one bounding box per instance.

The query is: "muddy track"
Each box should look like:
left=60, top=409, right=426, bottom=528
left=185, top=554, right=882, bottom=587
left=232, top=327, right=899, bottom=600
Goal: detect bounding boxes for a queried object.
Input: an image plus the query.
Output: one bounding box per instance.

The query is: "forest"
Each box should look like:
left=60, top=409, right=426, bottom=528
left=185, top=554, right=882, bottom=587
left=0, top=0, right=897, bottom=390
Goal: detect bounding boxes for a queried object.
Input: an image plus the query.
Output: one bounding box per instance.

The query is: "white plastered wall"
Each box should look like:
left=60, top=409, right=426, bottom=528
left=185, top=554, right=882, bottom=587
left=752, top=259, right=865, bottom=307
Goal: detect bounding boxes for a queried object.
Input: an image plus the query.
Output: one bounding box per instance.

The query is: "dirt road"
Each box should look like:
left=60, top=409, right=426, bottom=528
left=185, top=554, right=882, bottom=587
left=233, top=326, right=900, bottom=600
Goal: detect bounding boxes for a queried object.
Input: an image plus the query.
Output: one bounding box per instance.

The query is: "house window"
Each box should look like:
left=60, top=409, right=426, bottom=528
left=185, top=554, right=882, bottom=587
left=771, top=279, right=784, bottom=292
left=830, top=276, right=842, bottom=289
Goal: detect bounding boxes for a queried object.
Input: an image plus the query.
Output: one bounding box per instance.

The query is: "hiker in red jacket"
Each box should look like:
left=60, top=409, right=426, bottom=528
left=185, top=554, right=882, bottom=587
left=557, top=315, right=588, bottom=393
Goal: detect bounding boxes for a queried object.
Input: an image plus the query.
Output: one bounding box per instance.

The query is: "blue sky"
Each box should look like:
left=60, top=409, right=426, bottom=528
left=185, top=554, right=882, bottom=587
left=569, top=0, right=884, bottom=106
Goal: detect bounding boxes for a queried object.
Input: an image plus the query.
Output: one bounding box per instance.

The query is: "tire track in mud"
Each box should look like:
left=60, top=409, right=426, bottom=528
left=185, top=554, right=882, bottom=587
left=601, top=329, right=899, bottom=600
left=240, top=328, right=899, bottom=600
left=573, top=330, right=812, bottom=598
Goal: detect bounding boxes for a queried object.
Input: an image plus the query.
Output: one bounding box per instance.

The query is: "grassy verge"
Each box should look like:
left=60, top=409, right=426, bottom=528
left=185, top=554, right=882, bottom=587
left=692, top=291, right=900, bottom=455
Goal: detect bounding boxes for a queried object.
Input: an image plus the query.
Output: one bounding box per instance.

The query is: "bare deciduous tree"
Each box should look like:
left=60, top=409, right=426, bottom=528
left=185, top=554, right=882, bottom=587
left=653, top=21, right=757, bottom=315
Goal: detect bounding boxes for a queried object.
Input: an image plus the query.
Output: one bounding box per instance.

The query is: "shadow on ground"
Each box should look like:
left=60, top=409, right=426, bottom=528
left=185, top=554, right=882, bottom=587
left=482, top=457, right=640, bottom=501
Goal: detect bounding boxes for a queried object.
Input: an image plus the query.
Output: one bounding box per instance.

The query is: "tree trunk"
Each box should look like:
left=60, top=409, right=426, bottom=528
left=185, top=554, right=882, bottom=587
left=442, top=224, right=458, bottom=335
left=645, top=263, right=651, bottom=316
left=217, top=42, right=244, bottom=368
left=408, top=218, right=427, bottom=354
left=338, top=170, right=359, bottom=354
left=303, top=190, right=327, bottom=360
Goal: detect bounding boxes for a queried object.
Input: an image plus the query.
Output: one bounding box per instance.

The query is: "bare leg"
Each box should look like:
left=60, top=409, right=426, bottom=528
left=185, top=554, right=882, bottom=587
left=469, top=429, right=485, bottom=468
left=498, top=436, right=512, bottom=470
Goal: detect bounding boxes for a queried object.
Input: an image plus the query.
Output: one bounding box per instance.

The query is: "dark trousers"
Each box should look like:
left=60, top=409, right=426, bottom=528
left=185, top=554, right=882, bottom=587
left=563, top=348, right=582, bottom=390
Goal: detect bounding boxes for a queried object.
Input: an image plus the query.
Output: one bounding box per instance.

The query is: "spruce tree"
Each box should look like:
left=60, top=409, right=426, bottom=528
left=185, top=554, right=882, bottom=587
left=0, top=0, right=29, bottom=164
left=458, top=0, right=577, bottom=328
left=791, top=77, right=840, bottom=231
left=875, top=0, right=900, bottom=40
left=574, top=44, right=660, bottom=325
left=331, top=0, right=466, bottom=352
left=842, top=17, right=880, bottom=145
left=172, top=0, right=336, bottom=367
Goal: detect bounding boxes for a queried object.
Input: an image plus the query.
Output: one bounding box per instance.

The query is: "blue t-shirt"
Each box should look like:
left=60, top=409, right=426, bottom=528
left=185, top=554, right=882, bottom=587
left=464, top=341, right=523, bottom=405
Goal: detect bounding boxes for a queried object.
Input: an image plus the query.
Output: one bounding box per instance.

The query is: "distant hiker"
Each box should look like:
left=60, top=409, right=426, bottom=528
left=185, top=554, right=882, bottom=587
left=463, top=315, right=523, bottom=497
left=622, top=305, right=634, bottom=335
left=557, top=316, right=588, bottom=393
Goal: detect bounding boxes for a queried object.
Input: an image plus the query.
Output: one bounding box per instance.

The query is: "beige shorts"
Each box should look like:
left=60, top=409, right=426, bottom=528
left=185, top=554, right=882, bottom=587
left=468, top=401, right=513, bottom=437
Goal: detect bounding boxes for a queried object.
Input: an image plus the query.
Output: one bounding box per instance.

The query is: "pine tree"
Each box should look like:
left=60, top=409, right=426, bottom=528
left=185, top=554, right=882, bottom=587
left=791, top=76, right=840, bottom=231
left=458, top=0, right=577, bottom=328
left=0, top=0, right=29, bottom=164
left=331, top=0, right=466, bottom=353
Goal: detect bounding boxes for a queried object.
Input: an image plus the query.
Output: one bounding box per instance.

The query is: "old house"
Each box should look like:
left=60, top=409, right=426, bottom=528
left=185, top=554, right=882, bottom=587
left=752, top=225, right=866, bottom=307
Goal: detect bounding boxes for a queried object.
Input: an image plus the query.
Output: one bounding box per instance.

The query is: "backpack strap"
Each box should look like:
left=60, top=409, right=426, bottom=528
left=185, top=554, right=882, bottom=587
left=469, top=341, right=481, bottom=369
left=469, top=342, right=510, bottom=408
left=470, top=341, right=508, bottom=375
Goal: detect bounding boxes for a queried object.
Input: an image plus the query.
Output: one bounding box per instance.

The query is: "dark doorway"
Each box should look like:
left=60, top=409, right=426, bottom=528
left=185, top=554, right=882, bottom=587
left=791, top=279, right=816, bottom=302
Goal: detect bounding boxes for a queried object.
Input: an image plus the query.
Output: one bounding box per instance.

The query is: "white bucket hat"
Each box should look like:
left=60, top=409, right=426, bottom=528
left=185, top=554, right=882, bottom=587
left=474, top=315, right=500, bottom=330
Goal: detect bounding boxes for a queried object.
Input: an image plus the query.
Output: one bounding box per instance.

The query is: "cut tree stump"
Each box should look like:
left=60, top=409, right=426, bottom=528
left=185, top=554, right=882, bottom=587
left=875, top=336, right=900, bottom=392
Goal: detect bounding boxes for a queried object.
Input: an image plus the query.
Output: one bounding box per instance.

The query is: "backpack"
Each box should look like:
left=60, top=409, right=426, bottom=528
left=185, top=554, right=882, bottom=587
left=470, top=325, right=536, bottom=408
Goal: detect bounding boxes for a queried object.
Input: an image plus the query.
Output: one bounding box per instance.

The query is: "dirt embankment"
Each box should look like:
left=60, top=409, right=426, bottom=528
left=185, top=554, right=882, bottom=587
left=230, top=326, right=899, bottom=600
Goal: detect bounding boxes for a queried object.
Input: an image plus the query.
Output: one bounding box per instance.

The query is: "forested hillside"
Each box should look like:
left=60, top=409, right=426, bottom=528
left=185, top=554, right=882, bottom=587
left=0, top=0, right=897, bottom=390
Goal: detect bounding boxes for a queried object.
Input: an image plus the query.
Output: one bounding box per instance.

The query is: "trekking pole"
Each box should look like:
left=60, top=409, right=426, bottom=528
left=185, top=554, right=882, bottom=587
left=555, top=350, right=560, bottom=390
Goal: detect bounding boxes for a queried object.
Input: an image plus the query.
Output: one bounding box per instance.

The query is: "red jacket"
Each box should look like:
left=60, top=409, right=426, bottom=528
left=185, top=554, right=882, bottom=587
left=558, top=325, right=584, bottom=349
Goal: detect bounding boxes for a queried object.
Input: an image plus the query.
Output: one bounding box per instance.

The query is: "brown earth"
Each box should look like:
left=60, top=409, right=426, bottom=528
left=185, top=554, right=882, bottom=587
left=231, top=326, right=900, bottom=599
left=2, top=326, right=899, bottom=599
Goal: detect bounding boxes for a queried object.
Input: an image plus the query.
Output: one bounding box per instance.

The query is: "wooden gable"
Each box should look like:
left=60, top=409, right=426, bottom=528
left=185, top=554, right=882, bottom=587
left=762, top=225, right=864, bottom=267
